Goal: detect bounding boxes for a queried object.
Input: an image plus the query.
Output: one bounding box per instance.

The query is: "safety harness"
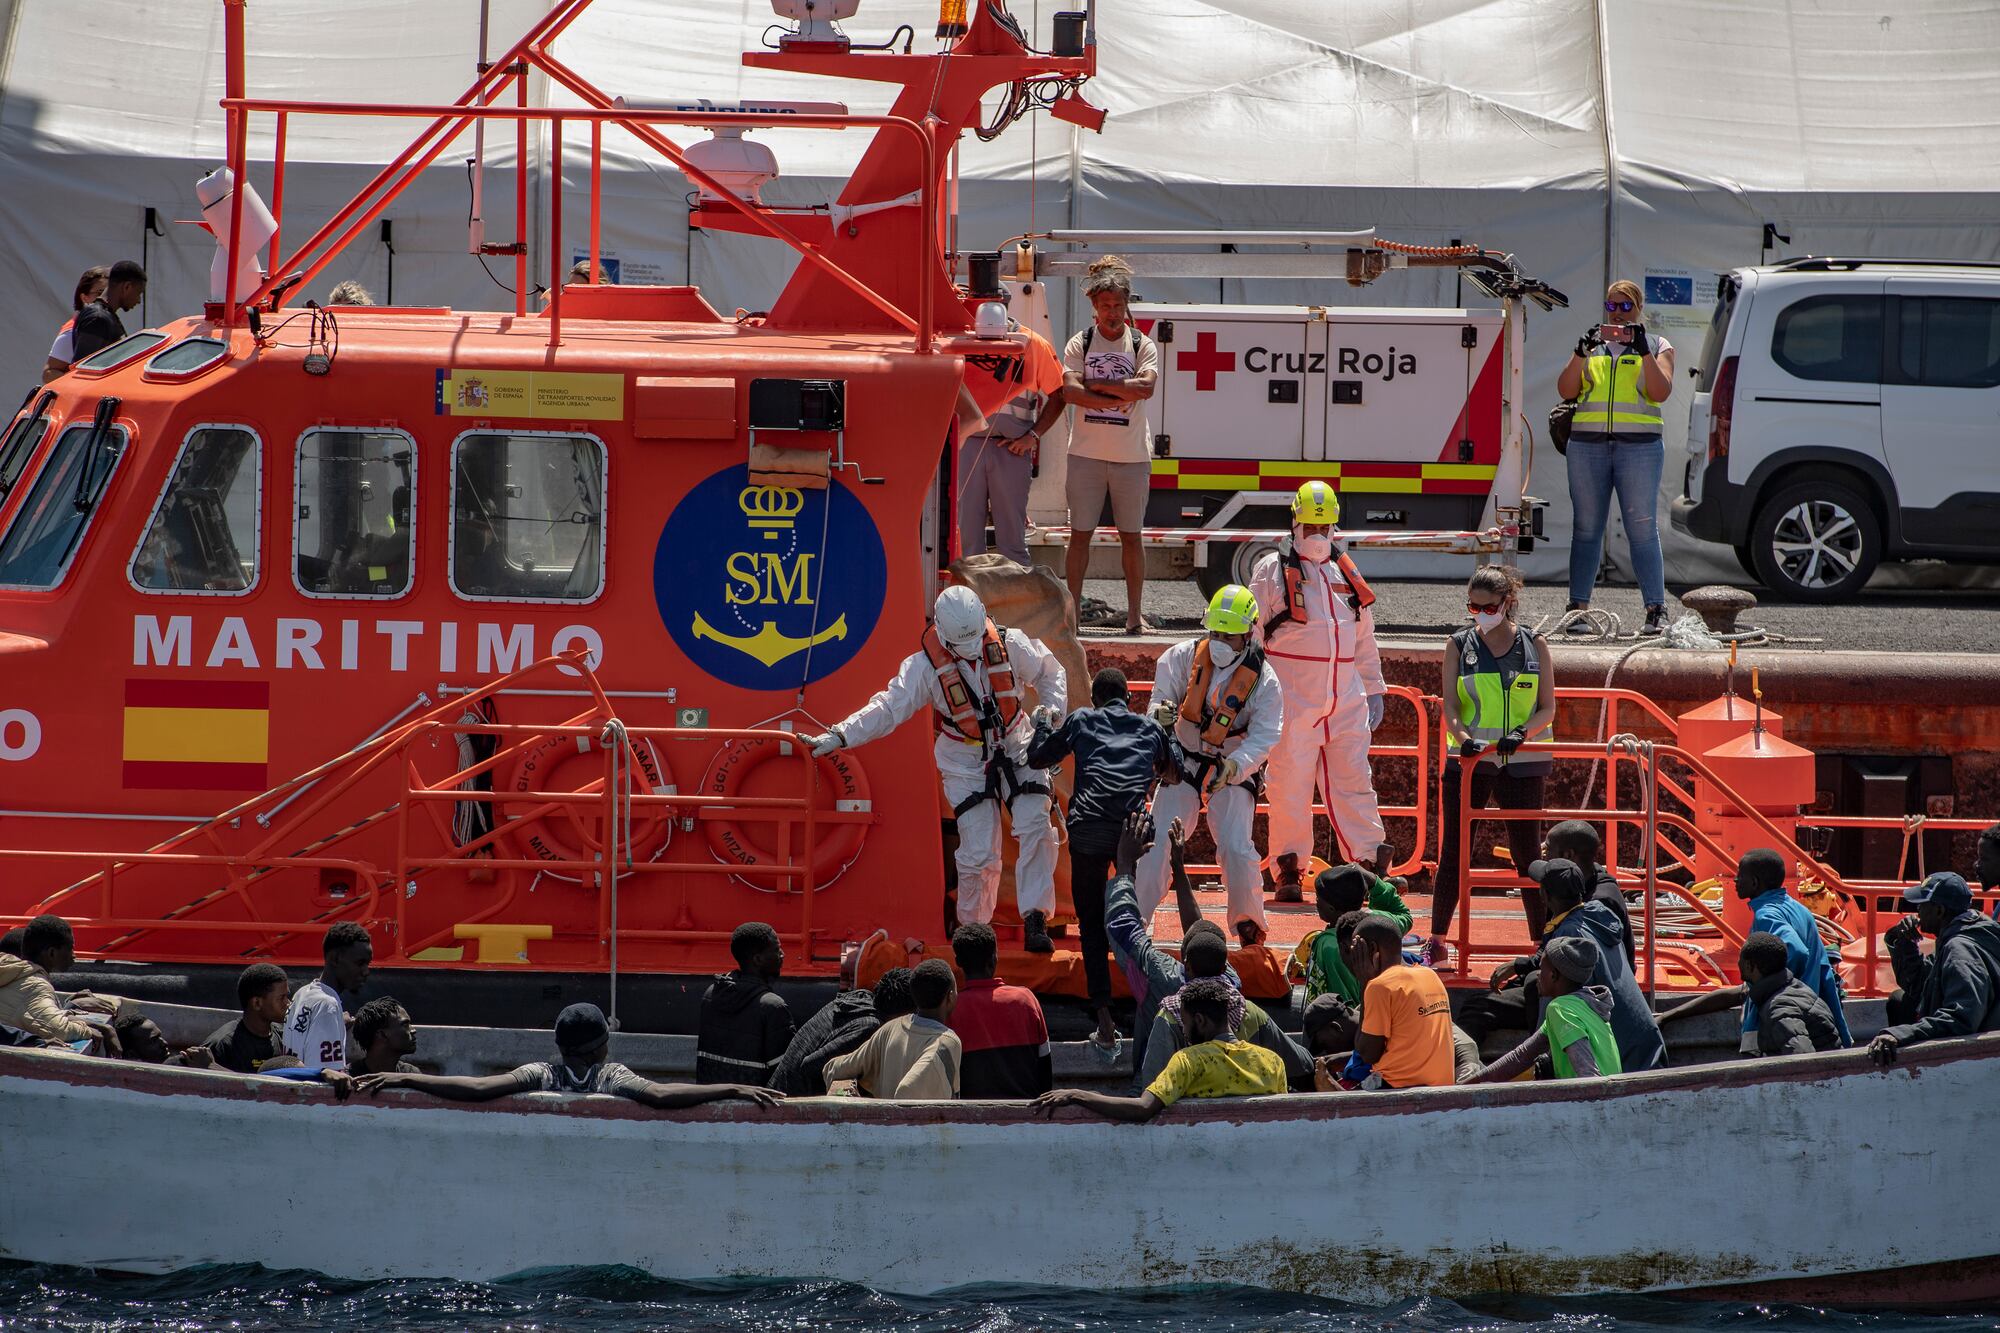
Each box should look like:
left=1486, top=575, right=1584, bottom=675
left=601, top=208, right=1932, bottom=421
left=1176, top=639, right=1266, bottom=790
left=920, top=619, right=1049, bottom=817
left=1263, top=539, right=1375, bottom=637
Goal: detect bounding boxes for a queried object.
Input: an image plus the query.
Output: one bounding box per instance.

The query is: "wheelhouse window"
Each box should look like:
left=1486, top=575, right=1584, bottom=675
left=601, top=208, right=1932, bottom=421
left=73, top=330, right=169, bottom=374
left=450, top=432, right=605, bottom=602
left=132, top=427, right=261, bottom=593
left=0, top=413, right=50, bottom=497
left=0, top=419, right=128, bottom=589
left=294, top=428, right=413, bottom=598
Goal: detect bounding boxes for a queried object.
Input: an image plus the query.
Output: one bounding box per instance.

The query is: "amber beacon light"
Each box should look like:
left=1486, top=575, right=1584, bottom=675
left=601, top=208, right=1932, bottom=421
left=937, top=0, right=968, bottom=39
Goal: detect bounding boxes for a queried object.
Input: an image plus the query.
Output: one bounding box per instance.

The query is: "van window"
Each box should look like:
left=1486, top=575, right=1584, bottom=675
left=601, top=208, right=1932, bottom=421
left=1770, top=294, right=1883, bottom=384
left=132, top=427, right=261, bottom=593
left=0, top=415, right=49, bottom=496
left=294, top=429, right=413, bottom=597
left=1895, top=297, right=2000, bottom=390
left=0, top=421, right=127, bottom=588
left=1696, top=274, right=1737, bottom=386
left=450, top=433, right=605, bottom=602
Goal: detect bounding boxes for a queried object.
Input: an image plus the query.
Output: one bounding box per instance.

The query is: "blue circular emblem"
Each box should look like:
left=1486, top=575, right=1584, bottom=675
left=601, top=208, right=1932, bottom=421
left=654, top=464, right=887, bottom=690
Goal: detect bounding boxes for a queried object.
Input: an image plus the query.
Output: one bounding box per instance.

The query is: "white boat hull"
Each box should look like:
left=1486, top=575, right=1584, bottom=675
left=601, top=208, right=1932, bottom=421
left=4, top=1038, right=1997, bottom=1303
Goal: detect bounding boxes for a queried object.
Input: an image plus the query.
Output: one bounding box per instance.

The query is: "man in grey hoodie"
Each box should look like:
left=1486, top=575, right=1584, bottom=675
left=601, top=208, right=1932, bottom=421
left=1871, top=872, right=2000, bottom=1065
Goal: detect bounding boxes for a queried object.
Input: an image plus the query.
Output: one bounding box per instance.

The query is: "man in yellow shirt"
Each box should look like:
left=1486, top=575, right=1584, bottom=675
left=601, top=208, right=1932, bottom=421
left=1031, top=979, right=1285, bottom=1121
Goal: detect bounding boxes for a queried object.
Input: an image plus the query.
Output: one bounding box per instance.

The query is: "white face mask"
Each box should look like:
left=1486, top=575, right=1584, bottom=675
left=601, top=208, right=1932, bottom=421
left=948, top=639, right=981, bottom=661
left=1206, top=636, right=1241, bottom=671
left=1472, top=607, right=1507, bottom=632
left=1296, top=534, right=1333, bottom=563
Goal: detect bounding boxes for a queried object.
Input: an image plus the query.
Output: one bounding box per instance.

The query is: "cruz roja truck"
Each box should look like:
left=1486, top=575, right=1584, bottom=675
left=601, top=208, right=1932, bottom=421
left=1008, top=232, right=1567, bottom=591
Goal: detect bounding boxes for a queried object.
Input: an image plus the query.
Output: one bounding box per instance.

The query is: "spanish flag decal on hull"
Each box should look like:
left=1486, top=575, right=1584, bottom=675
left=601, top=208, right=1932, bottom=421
left=122, top=679, right=270, bottom=790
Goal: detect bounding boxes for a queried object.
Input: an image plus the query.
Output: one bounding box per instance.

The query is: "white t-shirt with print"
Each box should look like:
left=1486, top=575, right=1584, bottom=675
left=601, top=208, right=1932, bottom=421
left=285, top=978, right=349, bottom=1073
left=1062, top=324, right=1157, bottom=463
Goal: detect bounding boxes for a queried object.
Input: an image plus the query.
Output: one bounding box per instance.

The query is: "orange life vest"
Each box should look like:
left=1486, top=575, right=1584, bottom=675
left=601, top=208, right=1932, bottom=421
left=1265, top=542, right=1375, bottom=637
left=1180, top=639, right=1266, bottom=748
left=920, top=618, right=1020, bottom=744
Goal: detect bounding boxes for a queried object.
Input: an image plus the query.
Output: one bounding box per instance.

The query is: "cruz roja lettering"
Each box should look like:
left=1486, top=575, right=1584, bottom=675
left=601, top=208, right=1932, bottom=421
left=1238, top=346, right=1418, bottom=382
left=132, top=614, right=605, bottom=676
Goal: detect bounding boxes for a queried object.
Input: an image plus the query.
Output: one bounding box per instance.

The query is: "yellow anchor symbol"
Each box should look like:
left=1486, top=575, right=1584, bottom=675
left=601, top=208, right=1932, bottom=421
left=692, top=614, right=849, bottom=668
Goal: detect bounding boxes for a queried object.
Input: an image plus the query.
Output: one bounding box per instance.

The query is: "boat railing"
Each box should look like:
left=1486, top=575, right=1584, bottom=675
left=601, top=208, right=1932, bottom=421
left=10, top=652, right=847, bottom=972
left=214, top=0, right=940, bottom=350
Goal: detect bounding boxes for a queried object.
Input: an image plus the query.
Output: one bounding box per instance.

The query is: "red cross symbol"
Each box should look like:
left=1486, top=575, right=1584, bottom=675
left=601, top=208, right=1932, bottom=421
left=1176, top=330, right=1236, bottom=391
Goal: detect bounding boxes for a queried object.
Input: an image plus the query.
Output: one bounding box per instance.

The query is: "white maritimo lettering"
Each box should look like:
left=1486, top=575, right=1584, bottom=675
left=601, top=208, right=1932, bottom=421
left=131, top=615, right=609, bottom=676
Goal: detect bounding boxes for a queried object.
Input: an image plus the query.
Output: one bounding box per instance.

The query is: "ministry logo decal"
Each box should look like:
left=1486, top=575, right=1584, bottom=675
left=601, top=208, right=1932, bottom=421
left=654, top=464, right=887, bottom=690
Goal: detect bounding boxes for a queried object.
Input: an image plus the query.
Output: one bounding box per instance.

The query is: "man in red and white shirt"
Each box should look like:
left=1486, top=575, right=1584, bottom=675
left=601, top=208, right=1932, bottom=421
left=946, top=921, right=1052, bottom=1098
left=1251, top=482, right=1388, bottom=899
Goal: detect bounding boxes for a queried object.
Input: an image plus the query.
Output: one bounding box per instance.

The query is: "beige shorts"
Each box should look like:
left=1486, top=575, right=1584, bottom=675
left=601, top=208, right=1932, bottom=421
left=1066, top=455, right=1150, bottom=533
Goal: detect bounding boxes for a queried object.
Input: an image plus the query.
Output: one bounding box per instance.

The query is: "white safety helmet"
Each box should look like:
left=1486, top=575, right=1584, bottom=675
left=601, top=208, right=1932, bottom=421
left=934, top=585, right=988, bottom=657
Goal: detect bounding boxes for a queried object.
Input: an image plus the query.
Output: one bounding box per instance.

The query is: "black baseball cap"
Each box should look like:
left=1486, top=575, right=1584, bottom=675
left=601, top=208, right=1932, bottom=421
left=1526, top=857, right=1587, bottom=901
left=1903, top=871, right=1973, bottom=916
left=555, top=1002, right=610, bottom=1053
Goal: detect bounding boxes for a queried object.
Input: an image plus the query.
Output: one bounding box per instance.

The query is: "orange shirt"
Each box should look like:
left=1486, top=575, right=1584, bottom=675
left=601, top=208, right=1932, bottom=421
left=963, top=327, right=1063, bottom=433
left=1359, top=964, right=1455, bottom=1088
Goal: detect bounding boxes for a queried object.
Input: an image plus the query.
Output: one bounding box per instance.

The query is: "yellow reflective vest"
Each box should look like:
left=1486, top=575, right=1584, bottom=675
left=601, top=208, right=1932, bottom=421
left=1572, top=346, right=1663, bottom=439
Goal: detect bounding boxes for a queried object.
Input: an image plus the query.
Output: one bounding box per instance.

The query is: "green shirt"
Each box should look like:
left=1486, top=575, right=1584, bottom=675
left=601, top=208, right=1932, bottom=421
left=1543, top=992, right=1622, bottom=1079
left=1299, top=877, right=1414, bottom=1004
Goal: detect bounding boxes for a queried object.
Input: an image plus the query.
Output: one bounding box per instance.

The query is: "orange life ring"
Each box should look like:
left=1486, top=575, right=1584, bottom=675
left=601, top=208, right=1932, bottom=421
left=499, top=731, right=675, bottom=881
left=701, top=731, right=871, bottom=892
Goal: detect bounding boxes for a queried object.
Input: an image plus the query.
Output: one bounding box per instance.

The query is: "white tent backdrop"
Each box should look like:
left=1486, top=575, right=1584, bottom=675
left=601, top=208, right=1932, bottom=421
left=4, top=0, right=1998, bottom=585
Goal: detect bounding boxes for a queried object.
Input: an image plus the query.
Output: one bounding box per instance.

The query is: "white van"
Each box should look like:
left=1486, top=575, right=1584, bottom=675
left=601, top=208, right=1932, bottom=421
left=1672, top=258, right=2000, bottom=601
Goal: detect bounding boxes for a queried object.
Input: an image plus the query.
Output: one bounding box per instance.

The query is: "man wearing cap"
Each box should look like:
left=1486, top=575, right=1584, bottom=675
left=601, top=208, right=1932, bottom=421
left=354, top=1003, right=782, bottom=1109
left=1871, top=870, right=2000, bottom=1065
left=1529, top=858, right=1664, bottom=1071
left=1251, top=481, right=1389, bottom=899
left=805, top=584, right=1066, bottom=941
left=1733, top=848, right=1852, bottom=1048
left=1136, top=584, right=1285, bottom=943
left=958, top=276, right=1068, bottom=568
left=1470, top=935, right=1623, bottom=1082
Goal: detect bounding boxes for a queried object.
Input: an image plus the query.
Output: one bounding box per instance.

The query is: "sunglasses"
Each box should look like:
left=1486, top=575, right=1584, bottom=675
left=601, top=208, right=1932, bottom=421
left=1467, top=601, right=1506, bottom=614
left=1604, top=299, right=1636, bottom=314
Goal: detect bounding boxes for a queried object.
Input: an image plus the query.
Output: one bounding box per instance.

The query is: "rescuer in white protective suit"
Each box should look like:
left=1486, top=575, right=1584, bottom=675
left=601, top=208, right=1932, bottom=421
left=1134, top=584, right=1284, bottom=945
left=1250, top=481, right=1389, bottom=902
left=804, top=585, right=1067, bottom=944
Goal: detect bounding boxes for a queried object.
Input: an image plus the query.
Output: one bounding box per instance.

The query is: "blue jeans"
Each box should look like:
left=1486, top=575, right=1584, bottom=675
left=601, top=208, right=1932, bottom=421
left=1566, top=434, right=1667, bottom=607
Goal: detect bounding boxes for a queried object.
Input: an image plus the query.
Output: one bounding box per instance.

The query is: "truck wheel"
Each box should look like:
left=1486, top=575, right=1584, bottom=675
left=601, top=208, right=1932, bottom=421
left=1748, top=477, right=1880, bottom=602
left=1196, top=538, right=1282, bottom=600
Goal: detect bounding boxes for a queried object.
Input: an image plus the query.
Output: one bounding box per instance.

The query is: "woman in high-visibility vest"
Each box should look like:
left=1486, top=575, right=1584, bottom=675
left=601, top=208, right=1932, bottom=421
left=1555, top=279, right=1676, bottom=637
left=1428, top=564, right=1559, bottom=967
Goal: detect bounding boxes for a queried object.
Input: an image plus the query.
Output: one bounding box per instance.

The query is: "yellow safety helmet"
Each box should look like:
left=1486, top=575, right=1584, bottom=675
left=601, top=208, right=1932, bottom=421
left=1203, top=584, right=1258, bottom=636
left=1292, top=480, right=1340, bottom=526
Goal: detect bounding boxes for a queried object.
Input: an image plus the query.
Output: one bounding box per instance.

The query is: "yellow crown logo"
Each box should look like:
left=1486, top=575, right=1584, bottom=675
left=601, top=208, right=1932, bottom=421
left=740, top=485, right=805, bottom=530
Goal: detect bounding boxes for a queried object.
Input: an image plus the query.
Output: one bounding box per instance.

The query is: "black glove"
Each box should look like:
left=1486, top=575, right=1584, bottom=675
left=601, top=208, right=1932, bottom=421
left=1627, top=321, right=1650, bottom=354
left=1495, top=725, right=1528, bottom=756
left=1574, top=326, right=1600, bottom=358
left=1458, top=738, right=1487, bottom=759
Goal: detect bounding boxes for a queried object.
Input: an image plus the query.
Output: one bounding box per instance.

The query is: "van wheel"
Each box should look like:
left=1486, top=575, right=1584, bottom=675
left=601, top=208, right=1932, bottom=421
left=1748, top=478, right=1880, bottom=602
left=1195, top=537, right=1284, bottom=601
